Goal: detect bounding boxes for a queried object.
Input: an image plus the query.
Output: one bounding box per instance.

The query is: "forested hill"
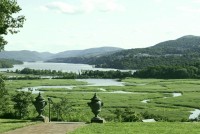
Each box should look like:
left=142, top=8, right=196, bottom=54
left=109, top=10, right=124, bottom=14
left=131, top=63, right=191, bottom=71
left=50, top=47, right=123, bottom=59
left=0, top=59, right=23, bottom=68
left=48, top=35, right=200, bottom=69
left=0, top=50, right=53, bottom=62
left=0, top=47, right=123, bottom=62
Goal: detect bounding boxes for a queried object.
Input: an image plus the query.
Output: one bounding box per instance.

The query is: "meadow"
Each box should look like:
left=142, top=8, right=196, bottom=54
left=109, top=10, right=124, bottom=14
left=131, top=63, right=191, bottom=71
left=4, top=76, right=200, bottom=122
left=0, top=119, right=36, bottom=133
left=2, top=74, right=200, bottom=133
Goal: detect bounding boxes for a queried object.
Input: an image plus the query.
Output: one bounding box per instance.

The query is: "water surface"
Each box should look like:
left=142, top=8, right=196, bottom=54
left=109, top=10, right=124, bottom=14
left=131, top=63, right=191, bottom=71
left=0, top=62, right=133, bottom=73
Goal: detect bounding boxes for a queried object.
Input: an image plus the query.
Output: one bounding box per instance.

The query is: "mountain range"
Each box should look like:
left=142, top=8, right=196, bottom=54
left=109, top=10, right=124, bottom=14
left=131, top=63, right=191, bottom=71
left=1, top=35, right=200, bottom=70
left=47, top=35, right=200, bottom=69
left=0, top=47, right=123, bottom=62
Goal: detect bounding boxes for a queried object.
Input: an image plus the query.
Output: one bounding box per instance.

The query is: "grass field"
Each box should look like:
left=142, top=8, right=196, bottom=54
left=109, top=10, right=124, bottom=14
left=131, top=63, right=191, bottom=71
left=3, top=77, right=200, bottom=122
left=0, top=119, right=36, bottom=133
left=2, top=76, right=200, bottom=133
left=70, top=122, right=200, bottom=134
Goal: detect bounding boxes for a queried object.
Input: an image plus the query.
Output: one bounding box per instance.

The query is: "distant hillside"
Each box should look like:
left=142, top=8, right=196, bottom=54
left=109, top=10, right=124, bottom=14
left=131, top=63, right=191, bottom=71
left=0, top=47, right=123, bottom=62
left=49, top=47, right=123, bottom=59
left=48, top=35, right=200, bottom=69
left=0, top=59, right=23, bottom=68
left=0, top=50, right=54, bottom=62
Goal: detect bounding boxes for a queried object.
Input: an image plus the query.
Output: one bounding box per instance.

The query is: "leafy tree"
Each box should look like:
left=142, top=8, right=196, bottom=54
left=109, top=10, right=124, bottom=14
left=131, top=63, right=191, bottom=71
left=0, top=0, right=25, bottom=49
left=0, top=75, right=6, bottom=96
left=12, top=91, right=33, bottom=119
left=0, top=0, right=25, bottom=117
left=0, top=58, right=23, bottom=68
left=0, top=75, right=11, bottom=116
left=114, top=108, right=142, bottom=122
left=52, top=98, right=72, bottom=121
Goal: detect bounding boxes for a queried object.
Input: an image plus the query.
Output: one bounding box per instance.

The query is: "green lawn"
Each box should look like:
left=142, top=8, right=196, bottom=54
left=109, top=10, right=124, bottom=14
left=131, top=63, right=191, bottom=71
left=0, top=119, right=36, bottom=133
left=70, top=122, right=200, bottom=134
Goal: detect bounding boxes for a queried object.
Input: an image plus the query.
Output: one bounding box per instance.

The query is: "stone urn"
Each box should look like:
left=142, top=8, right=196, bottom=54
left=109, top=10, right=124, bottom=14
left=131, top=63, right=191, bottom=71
left=33, top=92, right=47, bottom=120
left=87, top=93, right=105, bottom=123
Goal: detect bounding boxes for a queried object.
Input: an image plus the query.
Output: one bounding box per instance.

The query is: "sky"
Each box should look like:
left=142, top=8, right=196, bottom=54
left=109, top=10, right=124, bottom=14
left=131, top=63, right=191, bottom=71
left=4, top=0, right=200, bottom=53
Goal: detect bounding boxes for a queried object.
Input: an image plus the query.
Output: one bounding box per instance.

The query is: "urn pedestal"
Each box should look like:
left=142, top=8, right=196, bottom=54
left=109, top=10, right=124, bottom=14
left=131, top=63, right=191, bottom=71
left=33, top=92, right=48, bottom=122
left=88, top=93, right=105, bottom=123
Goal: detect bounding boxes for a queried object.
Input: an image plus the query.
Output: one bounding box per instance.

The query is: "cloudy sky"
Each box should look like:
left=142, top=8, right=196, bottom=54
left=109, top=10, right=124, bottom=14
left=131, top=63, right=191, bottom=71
left=4, top=0, right=200, bottom=53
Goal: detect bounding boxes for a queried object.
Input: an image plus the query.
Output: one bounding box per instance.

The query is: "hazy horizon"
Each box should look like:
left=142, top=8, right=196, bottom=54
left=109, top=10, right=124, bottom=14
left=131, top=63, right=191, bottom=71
left=2, top=46, right=124, bottom=54
left=4, top=0, right=200, bottom=53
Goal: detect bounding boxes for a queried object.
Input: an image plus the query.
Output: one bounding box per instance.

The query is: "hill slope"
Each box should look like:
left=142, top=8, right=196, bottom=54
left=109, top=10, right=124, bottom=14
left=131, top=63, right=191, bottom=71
left=49, top=47, right=123, bottom=59
left=0, top=47, right=123, bottom=62
left=0, top=50, right=53, bottom=62
left=48, top=35, right=200, bottom=69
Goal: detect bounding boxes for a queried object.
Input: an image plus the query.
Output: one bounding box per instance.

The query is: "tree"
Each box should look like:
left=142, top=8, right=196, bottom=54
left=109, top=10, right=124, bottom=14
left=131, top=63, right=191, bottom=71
left=0, top=0, right=25, bottom=117
left=52, top=98, right=72, bottom=121
left=0, top=0, right=25, bottom=50
left=12, top=91, right=33, bottom=119
left=114, top=108, right=142, bottom=122
left=0, top=75, right=11, bottom=116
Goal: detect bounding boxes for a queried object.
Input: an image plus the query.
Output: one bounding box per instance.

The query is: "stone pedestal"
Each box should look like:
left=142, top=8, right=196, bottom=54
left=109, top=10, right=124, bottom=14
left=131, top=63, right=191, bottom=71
left=33, top=116, right=49, bottom=123
left=88, top=93, right=105, bottom=123
left=33, top=93, right=48, bottom=122
left=91, top=117, right=105, bottom=123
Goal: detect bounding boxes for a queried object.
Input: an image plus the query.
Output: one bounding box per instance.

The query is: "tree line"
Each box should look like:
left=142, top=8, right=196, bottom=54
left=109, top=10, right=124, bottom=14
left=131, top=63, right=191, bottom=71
left=134, top=63, right=200, bottom=79
left=9, top=68, right=133, bottom=79
left=48, top=54, right=200, bottom=70
left=9, top=64, right=200, bottom=79
left=0, top=59, right=23, bottom=68
left=47, top=36, right=200, bottom=70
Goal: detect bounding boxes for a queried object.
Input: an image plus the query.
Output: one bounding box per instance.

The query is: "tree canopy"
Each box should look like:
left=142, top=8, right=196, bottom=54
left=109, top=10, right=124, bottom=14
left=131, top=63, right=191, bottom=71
left=0, top=0, right=25, bottom=50
left=0, top=0, right=25, bottom=117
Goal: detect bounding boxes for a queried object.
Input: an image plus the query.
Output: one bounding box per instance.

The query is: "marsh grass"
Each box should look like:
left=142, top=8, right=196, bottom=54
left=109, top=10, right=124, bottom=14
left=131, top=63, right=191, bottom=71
left=5, top=79, right=87, bottom=91
left=3, top=77, right=200, bottom=121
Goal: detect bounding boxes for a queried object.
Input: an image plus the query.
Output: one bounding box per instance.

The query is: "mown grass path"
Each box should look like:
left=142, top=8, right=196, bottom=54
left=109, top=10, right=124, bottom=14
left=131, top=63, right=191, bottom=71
left=3, top=122, right=86, bottom=134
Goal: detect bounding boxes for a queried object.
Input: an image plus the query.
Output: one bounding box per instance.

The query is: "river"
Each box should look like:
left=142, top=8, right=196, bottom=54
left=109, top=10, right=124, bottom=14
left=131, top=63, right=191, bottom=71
left=0, top=61, right=133, bottom=73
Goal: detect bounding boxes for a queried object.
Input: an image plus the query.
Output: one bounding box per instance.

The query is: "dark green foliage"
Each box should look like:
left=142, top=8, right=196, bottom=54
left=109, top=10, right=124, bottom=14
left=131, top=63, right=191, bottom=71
left=14, top=68, right=133, bottom=79
left=0, top=58, right=23, bottom=68
left=48, top=35, right=200, bottom=70
left=18, top=68, right=77, bottom=79
left=113, top=109, right=170, bottom=122
left=114, top=108, right=142, bottom=122
left=0, top=75, right=6, bottom=97
left=0, top=0, right=25, bottom=49
left=0, top=75, right=11, bottom=116
left=51, top=98, right=72, bottom=121
left=12, top=91, right=33, bottom=119
left=134, top=64, right=200, bottom=79
left=80, top=70, right=133, bottom=79
left=141, top=111, right=169, bottom=121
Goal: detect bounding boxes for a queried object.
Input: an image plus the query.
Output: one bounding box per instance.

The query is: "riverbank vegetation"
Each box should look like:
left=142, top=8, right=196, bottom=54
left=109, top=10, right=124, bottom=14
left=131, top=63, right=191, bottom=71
left=6, top=63, right=200, bottom=80
left=6, top=68, right=133, bottom=79
left=2, top=67, right=200, bottom=133
left=1, top=77, right=200, bottom=122
left=134, top=64, right=200, bottom=79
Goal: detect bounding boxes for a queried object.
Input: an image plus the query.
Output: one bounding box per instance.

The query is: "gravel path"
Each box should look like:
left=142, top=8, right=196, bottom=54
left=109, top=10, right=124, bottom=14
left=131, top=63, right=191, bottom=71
left=4, top=122, right=86, bottom=134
